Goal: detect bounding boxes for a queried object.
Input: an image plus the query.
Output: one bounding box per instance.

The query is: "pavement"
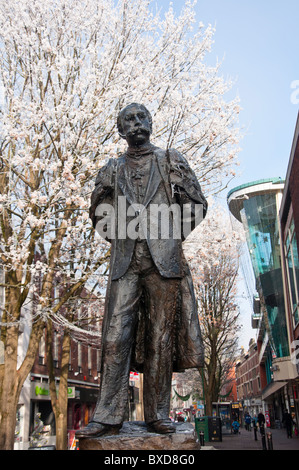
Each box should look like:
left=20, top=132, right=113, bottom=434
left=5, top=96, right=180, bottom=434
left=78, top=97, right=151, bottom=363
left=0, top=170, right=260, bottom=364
left=200, top=426, right=299, bottom=451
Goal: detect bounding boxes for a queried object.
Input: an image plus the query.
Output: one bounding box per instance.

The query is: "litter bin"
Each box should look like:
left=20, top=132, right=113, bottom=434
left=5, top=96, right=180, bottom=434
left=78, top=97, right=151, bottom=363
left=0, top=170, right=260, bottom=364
left=195, top=416, right=209, bottom=443
left=208, top=416, right=222, bottom=442
left=195, top=416, right=222, bottom=443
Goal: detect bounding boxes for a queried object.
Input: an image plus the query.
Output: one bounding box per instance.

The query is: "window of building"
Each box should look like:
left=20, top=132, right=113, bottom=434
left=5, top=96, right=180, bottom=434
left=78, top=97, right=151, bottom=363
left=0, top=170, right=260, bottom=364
left=88, top=345, right=91, bottom=371
left=284, top=212, right=299, bottom=327
left=96, top=349, right=101, bottom=372
left=38, top=328, right=46, bottom=365
left=241, top=191, right=289, bottom=358
left=78, top=341, right=82, bottom=374
left=53, top=331, right=59, bottom=368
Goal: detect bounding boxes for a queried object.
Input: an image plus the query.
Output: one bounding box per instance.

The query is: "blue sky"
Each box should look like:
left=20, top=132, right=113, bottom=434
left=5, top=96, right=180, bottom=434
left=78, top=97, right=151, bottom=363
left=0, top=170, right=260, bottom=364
left=157, top=0, right=299, bottom=346
left=196, top=0, right=299, bottom=346
left=158, top=0, right=299, bottom=192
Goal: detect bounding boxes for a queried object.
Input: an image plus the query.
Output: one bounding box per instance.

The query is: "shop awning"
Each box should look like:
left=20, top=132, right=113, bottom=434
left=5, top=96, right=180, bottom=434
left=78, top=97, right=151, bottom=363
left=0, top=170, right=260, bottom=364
left=262, top=381, right=287, bottom=400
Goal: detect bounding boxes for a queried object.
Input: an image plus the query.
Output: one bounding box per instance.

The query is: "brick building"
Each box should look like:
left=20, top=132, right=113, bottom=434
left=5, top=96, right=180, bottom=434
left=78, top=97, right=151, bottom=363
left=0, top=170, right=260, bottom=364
left=279, top=111, right=299, bottom=421
left=15, top=287, right=103, bottom=449
left=235, top=339, right=263, bottom=418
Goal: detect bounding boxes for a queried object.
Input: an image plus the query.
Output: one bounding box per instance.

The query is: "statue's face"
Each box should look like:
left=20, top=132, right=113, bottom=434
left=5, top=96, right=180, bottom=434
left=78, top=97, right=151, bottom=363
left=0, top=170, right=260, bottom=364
left=120, top=104, right=152, bottom=146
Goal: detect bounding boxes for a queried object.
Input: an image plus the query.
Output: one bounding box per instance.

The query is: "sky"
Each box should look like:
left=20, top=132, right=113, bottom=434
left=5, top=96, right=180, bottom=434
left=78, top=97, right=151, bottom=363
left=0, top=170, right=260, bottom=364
left=158, top=0, right=299, bottom=347
left=158, top=0, right=299, bottom=190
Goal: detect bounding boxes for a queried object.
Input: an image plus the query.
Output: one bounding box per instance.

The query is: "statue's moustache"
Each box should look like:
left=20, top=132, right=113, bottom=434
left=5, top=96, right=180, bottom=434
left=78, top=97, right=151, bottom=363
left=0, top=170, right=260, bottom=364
left=127, top=127, right=150, bottom=136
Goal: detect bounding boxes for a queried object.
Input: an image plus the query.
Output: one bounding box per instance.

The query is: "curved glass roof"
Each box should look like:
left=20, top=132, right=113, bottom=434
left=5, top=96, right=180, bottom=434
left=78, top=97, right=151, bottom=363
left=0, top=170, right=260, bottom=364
left=227, top=177, right=284, bottom=200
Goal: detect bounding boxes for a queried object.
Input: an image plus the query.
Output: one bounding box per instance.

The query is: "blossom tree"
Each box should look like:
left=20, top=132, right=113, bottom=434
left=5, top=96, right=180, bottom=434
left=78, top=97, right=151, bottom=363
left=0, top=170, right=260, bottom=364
left=45, top=286, right=104, bottom=450
left=186, top=204, right=242, bottom=415
left=0, top=0, right=241, bottom=449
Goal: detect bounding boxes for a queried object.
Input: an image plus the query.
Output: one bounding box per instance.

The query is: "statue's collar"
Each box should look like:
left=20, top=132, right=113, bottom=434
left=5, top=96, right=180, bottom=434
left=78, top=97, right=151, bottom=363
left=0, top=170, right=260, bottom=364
left=125, top=142, right=156, bottom=159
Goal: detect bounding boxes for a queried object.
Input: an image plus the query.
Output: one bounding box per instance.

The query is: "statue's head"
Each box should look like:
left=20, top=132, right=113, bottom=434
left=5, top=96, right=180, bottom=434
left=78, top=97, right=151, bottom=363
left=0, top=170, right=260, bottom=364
left=117, top=103, right=152, bottom=146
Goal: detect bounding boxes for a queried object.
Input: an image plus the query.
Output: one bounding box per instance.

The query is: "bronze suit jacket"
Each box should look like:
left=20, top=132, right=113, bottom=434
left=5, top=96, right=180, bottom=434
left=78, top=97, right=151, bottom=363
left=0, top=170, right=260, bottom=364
left=90, top=146, right=207, bottom=371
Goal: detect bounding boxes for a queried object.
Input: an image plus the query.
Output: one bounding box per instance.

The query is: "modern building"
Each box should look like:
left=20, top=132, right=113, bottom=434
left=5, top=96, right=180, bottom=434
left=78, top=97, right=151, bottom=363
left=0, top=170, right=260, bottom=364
left=279, top=112, right=299, bottom=418
left=228, top=176, right=297, bottom=425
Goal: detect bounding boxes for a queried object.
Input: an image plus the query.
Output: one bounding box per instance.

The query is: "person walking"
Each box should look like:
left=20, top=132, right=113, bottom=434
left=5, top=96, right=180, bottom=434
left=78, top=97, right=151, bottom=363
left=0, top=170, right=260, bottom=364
left=257, top=410, right=265, bottom=434
left=245, top=413, right=251, bottom=431
left=232, top=419, right=240, bottom=434
left=283, top=409, right=294, bottom=438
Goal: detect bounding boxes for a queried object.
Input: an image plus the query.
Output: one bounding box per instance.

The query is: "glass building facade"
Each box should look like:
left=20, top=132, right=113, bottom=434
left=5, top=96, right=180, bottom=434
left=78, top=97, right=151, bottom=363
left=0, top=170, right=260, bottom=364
left=284, top=214, right=299, bottom=328
left=228, top=178, right=289, bottom=362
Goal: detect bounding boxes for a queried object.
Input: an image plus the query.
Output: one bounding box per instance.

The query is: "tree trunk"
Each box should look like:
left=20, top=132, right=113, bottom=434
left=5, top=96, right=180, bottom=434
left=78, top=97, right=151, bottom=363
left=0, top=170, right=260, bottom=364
left=47, top=325, right=71, bottom=450
left=203, top=338, right=218, bottom=416
left=0, top=369, right=19, bottom=449
left=0, top=325, right=19, bottom=449
left=56, top=413, right=68, bottom=451
left=205, top=380, right=214, bottom=416
left=0, top=317, right=44, bottom=449
left=0, top=393, right=19, bottom=450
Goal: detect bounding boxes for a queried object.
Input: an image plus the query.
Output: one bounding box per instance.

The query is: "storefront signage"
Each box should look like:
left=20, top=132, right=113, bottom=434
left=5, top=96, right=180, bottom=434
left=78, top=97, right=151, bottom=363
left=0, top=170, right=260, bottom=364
left=68, top=387, right=75, bottom=398
left=130, top=372, right=139, bottom=381
left=35, top=386, right=49, bottom=397
left=32, top=382, right=76, bottom=399
left=265, top=410, right=271, bottom=427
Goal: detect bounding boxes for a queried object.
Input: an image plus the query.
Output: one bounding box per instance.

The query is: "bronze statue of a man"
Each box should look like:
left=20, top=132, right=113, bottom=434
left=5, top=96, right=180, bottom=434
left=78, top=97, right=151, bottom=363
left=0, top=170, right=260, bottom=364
left=76, top=103, right=207, bottom=438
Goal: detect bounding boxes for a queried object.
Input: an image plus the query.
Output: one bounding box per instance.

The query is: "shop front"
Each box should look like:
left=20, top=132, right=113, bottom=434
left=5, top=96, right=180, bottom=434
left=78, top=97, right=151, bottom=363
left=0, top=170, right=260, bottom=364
left=27, top=377, right=99, bottom=449
left=29, top=379, right=57, bottom=448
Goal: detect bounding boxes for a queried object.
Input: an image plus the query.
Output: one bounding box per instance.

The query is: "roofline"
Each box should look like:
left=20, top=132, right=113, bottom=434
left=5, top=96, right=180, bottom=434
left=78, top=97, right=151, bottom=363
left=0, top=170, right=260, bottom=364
left=279, top=111, right=299, bottom=220
left=227, top=177, right=285, bottom=200
left=227, top=177, right=285, bottom=223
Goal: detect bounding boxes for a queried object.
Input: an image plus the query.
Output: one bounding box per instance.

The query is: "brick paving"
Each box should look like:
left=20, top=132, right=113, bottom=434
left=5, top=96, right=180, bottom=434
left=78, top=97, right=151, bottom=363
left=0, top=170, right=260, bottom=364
left=201, top=426, right=299, bottom=451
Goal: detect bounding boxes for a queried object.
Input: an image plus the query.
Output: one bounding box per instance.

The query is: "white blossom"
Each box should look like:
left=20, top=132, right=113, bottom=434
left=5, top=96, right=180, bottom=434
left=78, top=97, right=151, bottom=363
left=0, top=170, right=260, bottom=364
left=0, top=0, right=240, bottom=328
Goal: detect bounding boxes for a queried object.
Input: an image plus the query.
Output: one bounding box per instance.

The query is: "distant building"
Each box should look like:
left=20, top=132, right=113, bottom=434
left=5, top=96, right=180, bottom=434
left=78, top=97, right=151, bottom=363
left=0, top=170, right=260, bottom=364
left=279, top=112, right=299, bottom=415
left=15, top=287, right=103, bottom=449
left=228, top=176, right=296, bottom=425
left=14, top=282, right=144, bottom=449
left=219, top=366, right=238, bottom=404
left=235, top=339, right=262, bottom=418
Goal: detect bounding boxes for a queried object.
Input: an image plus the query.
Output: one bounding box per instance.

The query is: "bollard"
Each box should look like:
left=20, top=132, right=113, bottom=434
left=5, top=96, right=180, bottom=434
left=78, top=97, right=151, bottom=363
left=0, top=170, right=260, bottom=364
left=267, top=431, right=273, bottom=450
left=260, top=424, right=267, bottom=450
left=261, top=434, right=267, bottom=450
left=199, top=431, right=205, bottom=446
left=254, top=425, right=257, bottom=441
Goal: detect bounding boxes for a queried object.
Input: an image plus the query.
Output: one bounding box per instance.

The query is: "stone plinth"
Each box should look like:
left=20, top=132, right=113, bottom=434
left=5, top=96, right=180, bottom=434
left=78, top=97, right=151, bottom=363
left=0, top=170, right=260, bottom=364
left=78, top=421, right=200, bottom=451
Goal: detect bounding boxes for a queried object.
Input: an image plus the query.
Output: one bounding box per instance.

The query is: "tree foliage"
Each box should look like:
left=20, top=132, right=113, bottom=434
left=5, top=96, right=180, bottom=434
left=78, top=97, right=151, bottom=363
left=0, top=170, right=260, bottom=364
left=0, top=0, right=241, bottom=448
left=186, top=204, right=242, bottom=414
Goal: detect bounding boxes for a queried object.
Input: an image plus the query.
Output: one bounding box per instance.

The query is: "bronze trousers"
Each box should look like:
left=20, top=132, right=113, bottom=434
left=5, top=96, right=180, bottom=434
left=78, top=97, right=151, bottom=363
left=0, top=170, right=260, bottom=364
left=92, top=241, right=179, bottom=426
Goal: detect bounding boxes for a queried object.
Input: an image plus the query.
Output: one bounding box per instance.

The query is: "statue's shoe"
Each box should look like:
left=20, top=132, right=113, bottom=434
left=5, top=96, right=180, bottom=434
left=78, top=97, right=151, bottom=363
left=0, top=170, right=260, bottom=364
left=75, top=422, right=121, bottom=438
left=148, top=419, right=176, bottom=434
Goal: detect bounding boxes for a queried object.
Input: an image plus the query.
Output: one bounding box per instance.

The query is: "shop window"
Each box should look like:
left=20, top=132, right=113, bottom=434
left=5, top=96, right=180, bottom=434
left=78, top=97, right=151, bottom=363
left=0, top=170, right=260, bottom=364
left=73, top=404, right=81, bottom=430
left=284, top=213, right=299, bottom=327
